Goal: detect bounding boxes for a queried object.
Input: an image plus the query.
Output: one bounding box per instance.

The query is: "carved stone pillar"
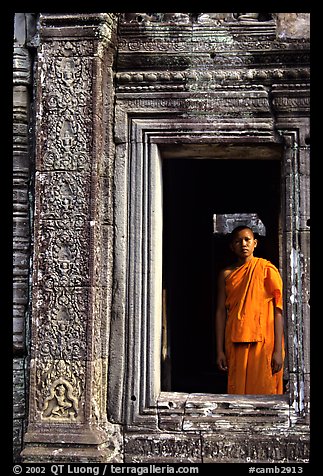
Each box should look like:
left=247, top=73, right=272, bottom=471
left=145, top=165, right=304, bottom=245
left=277, top=125, right=310, bottom=423
left=13, top=13, right=37, bottom=462
left=13, top=13, right=34, bottom=355
left=21, top=13, right=122, bottom=463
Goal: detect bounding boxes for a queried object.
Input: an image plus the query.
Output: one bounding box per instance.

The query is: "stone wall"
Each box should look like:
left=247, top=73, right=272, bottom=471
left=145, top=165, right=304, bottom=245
left=111, top=13, right=310, bottom=463
left=13, top=12, right=310, bottom=464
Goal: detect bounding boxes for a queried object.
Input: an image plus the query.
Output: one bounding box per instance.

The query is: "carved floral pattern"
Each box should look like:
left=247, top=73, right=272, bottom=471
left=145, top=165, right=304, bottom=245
left=42, top=40, right=95, bottom=57
left=35, top=287, right=88, bottom=361
left=36, top=220, right=90, bottom=287
left=39, top=53, right=92, bottom=172
left=32, top=40, right=96, bottom=424
left=36, top=171, right=90, bottom=220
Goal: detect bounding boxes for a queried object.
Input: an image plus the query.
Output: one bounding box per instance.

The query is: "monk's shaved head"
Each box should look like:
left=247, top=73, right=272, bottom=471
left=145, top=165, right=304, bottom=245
left=230, top=225, right=255, bottom=242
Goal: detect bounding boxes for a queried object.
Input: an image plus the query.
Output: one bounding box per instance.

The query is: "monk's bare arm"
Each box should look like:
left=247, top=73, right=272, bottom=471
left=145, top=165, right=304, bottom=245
left=271, top=307, right=284, bottom=374
left=215, top=270, right=228, bottom=371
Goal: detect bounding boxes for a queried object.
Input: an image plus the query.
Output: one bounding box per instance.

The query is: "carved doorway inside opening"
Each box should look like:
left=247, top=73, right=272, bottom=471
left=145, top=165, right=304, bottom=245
left=162, top=156, right=281, bottom=394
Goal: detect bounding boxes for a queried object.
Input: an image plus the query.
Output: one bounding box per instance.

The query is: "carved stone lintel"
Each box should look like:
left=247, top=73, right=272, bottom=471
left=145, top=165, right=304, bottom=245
left=119, top=12, right=275, bottom=25
left=38, top=13, right=118, bottom=54
left=213, top=213, right=266, bottom=236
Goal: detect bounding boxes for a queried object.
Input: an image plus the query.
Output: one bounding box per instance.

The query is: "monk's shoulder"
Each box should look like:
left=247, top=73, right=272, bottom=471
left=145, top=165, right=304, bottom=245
left=258, top=258, right=281, bottom=275
left=222, top=265, right=236, bottom=280
left=257, top=257, right=273, bottom=268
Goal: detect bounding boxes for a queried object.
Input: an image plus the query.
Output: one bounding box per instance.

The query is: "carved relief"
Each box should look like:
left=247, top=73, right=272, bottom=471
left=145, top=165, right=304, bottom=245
left=42, top=114, right=91, bottom=172
left=36, top=172, right=90, bottom=220
left=36, top=221, right=90, bottom=287
left=18, top=13, right=123, bottom=465
left=119, top=95, right=270, bottom=114
left=116, top=69, right=309, bottom=93
left=42, top=40, right=95, bottom=57
left=121, top=13, right=190, bottom=23
left=35, top=287, right=88, bottom=361
left=31, top=40, right=95, bottom=427
left=118, top=38, right=187, bottom=52
left=57, top=57, right=80, bottom=87
left=273, top=96, right=310, bottom=111
left=125, top=435, right=201, bottom=461
left=202, top=437, right=310, bottom=462
left=118, top=36, right=308, bottom=54
left=35, top=359, right=85, bottom=421
left=125, top=434, right=309, bottom=462
left=42, top=380, right=78, bottom=419
left=119, top=13, right=273, bottom=24
left=39, top=52, right=92, bottom=171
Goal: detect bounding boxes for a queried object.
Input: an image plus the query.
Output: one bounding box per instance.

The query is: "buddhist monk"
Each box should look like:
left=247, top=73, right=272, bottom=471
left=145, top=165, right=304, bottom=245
left=215, top=225, right=284, bottom=394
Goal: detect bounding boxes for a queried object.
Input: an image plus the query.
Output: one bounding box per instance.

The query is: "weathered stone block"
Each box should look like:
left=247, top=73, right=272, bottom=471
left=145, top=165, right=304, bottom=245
left=183, top=394, right=289, bottom=433
left=157, top=392, right=187, bottom=431
left=13, top=420, right=24, bottom=462
left=202, top=434, right=310, bottom=463
left=124, top=433, right=202, bottom=463
left=275, top=14, right=310, bottom=40
left=13, top=358, right=26, bottom=419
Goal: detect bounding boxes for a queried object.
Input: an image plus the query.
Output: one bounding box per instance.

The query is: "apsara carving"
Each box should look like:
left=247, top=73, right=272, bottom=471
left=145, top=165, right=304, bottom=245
left=35, top=359, right=85, bottom=422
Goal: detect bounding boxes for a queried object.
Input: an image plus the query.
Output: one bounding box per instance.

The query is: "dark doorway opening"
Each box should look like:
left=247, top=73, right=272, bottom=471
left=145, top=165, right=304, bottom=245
left=162, top=157, right=281, bottom=393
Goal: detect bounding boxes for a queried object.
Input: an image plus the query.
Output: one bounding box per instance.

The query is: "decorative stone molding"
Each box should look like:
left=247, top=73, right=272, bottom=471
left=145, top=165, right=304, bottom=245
left=13, top=14, right=38, bottom=462
left=125, top=433, right=202, bottom=463
left=116, top=18, right=309, bottom=99
left=124, top=425, right=309, bottom=463
left=116, top=70, right=310, bottom=93
left=119, top=13, right=274, bottom=25
left=13, top=14, right=35, bottom=353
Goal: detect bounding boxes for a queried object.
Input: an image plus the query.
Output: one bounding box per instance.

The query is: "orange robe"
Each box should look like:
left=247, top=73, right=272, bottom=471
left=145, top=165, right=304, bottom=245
left=224, top=257, right=284, bottom=394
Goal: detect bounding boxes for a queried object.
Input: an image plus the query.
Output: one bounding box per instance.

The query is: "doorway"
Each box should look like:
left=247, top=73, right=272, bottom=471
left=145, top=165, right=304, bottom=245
left=162, top=157, right=281, bottom=393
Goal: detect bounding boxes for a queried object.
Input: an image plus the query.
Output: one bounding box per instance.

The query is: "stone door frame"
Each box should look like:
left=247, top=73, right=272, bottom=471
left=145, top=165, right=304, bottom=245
left=108, top=112, right=310, bottom=435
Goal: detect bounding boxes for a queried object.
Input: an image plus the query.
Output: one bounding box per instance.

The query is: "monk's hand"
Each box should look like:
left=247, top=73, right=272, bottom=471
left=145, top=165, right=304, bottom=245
left=271, top=350, right=283, bottom=374
left=216, top=352, right=228, bottom=372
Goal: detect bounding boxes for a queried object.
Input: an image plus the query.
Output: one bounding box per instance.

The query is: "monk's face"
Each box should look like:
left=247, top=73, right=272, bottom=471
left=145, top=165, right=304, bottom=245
left=230, top=228, right=257, bottom=260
